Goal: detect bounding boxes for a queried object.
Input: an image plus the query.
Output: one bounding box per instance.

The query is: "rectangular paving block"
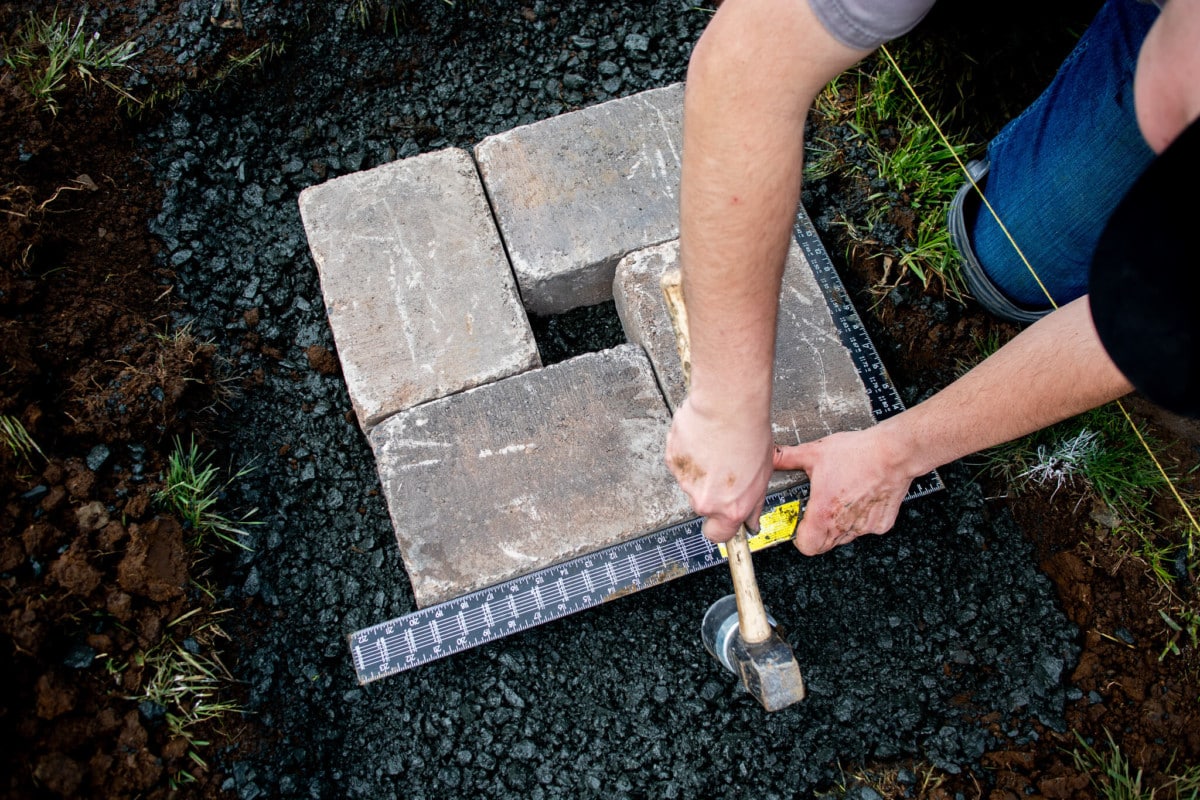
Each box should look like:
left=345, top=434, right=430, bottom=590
left=613, top=238, right=876, bottom=460
left=369, top=343, right=693, bottom=608
left=474, top=83, right=684, bottom=316
left=299, top=147, right=540, bottom=432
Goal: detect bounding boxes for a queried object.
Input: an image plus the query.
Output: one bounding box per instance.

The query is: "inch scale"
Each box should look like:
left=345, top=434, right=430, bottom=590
left=348, top=206, right=942, bottom=685
left=792, top=204, right=943, bottom=499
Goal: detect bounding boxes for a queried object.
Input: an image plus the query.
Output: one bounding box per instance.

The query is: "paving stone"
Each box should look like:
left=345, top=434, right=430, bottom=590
left=298, top=147, right=540, bottom=432
left=369, top=344, right=692, bottom=608
left=475, top=83, right=684, bottom=316
left=613, top=238, right=876, bottom=459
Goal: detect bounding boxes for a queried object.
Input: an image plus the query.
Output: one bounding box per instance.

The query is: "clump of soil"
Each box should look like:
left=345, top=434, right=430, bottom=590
left=1, top=4, right=277, bottom=796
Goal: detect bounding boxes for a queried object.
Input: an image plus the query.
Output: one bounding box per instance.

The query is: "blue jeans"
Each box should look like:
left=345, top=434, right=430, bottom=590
left=971, top=0, right=1159, bottom=310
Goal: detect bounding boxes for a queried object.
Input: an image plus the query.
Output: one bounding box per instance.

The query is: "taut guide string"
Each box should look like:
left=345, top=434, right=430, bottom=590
left=878, top=43, right=1199, bottom=550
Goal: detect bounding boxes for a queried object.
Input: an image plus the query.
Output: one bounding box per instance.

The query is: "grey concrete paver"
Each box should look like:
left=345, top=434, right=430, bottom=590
left=299, top=147, right=540, bottom=432
left=475, top=83, right=684, bottom=316
left=369, top=344, right=692, bottom=608
left=614, top=238, right=875, bottom=459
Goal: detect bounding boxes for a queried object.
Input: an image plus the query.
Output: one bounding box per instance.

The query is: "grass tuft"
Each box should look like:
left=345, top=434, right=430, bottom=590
left=1072, top=729, right=1200, bottom=800
left=126, top=610, right=244, bottom=785
left=0, top=415, right=45, bottom=468
left=807, top=42, right=974, bottom=301
left=979, top=405, right=1166, bottom=517
left=2, top=10, right=141, bottom=114
left=156, top=436, right=260, bottom=550
left=1156, top=606, right=1200, bottom=662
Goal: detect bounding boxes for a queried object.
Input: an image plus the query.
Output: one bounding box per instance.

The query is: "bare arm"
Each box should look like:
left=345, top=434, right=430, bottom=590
left=775, top=296, right=1134, bottom=554
left=667, top=0, right=872, bottom=542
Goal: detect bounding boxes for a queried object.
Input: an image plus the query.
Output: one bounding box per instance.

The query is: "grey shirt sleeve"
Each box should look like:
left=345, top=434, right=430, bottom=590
left=807, top=0, right=938, bottom=50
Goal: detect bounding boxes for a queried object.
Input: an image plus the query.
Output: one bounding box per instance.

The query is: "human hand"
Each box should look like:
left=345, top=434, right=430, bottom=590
left=665, top=395, right=775, bottom=543
left=772, top=426, right=915, bottom=555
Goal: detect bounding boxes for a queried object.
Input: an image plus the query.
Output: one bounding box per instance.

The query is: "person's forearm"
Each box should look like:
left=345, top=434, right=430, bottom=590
left=883, top=296, right=1134, bottom=477
left=668, top=0, right=872, bottom=541
left=680, top=0, right=871, bottom=418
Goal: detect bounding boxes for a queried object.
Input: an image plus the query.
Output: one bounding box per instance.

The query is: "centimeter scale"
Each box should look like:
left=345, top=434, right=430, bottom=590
left=348, top=206, right=943, bottom=685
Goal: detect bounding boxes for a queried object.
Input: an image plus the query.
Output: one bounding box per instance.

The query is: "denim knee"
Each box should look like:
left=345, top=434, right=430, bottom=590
left=969, top=0, right=1159, bottom=310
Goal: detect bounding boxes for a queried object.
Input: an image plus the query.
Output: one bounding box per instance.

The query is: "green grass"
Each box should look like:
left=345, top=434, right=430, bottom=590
left=125, top=39, right=285, bottom=116
left=1072, top=730, right=1200, bottom=800
left=156, top=436, right=260, bottom=550
left=1157, top=607, right=1200, bottom=662
left=2, top=10, right=141, bottom=114
left=127, top=609, right=243, bottom=785
left=0, top=414, right=44, bottom=468
left=807, top=42, right=974, bottom=301
left=980, top=405, right=1166, bottom=516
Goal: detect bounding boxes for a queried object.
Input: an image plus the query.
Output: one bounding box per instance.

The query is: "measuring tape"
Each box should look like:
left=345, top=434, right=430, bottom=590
left=348, top=207, right=943, bottom=684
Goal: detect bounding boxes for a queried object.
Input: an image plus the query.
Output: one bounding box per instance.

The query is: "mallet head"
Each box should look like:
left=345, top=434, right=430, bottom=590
left=701, top=594, right=806, bottom=711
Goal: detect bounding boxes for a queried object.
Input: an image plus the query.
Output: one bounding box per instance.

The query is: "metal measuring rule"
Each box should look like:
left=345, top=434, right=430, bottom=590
left=348, top=205, right=943, bottom=684
left=350, top=483, right=810, bottom=684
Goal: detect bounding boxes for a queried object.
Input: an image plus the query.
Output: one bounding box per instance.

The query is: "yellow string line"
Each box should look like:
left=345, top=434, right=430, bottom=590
left=1115, top=401, right=1200, bottom=550
left=878, top=46, right=1057, bottom=310
left=878, top=44, right=1199, bottom=540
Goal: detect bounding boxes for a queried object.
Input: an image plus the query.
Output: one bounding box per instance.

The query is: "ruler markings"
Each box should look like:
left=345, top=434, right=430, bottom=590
left=377, top=637, right=389, bottom=665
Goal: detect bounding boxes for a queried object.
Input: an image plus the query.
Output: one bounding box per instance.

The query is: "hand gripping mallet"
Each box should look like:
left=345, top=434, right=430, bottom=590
left=661, top=268, right=806, bottom=712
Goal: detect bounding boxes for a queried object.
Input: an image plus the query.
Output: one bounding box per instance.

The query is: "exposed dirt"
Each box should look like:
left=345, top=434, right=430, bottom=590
left=1, top=1, right=1197, bottom=798
left=1, top=4, right=269, bottom=796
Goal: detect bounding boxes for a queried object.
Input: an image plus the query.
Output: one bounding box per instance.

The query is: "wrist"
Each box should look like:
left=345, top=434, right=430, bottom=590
left=873, top=414, right=939, bottom=480
left=685, top=379, right=773, bottom=425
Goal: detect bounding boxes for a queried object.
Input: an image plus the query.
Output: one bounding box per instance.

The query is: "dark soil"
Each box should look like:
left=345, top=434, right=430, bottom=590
left=2, top=1, right=1197, bottom=798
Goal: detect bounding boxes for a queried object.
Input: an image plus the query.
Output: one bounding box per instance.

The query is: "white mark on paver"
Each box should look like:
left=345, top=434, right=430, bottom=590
left=499, top=544, right=539, bottom=563
left=628, top=148, right=646, bottom=180
left=654, top=149, right=673, bottom=199
left=478, top=443, right=538, bottom=458
left=395, top=458, right=442, bottom=471
left=502, top=495, right=543, bottom=523
left=786, top=284, right=816, bottom=307
left=646, top=99, right=681, bottom=167
left=389, top=438, right=453, bottom=449
left=374, top=197, right=421, bottom=362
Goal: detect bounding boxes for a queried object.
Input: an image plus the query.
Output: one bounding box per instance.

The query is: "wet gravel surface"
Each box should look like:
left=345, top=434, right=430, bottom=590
left=141, top=3, right=1078, bottom=796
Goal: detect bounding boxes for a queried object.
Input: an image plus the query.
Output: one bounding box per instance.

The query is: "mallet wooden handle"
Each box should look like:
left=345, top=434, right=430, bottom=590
left=661, top=269, right=773, bottom=645
left=724, top=525, right=772, bottom=644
